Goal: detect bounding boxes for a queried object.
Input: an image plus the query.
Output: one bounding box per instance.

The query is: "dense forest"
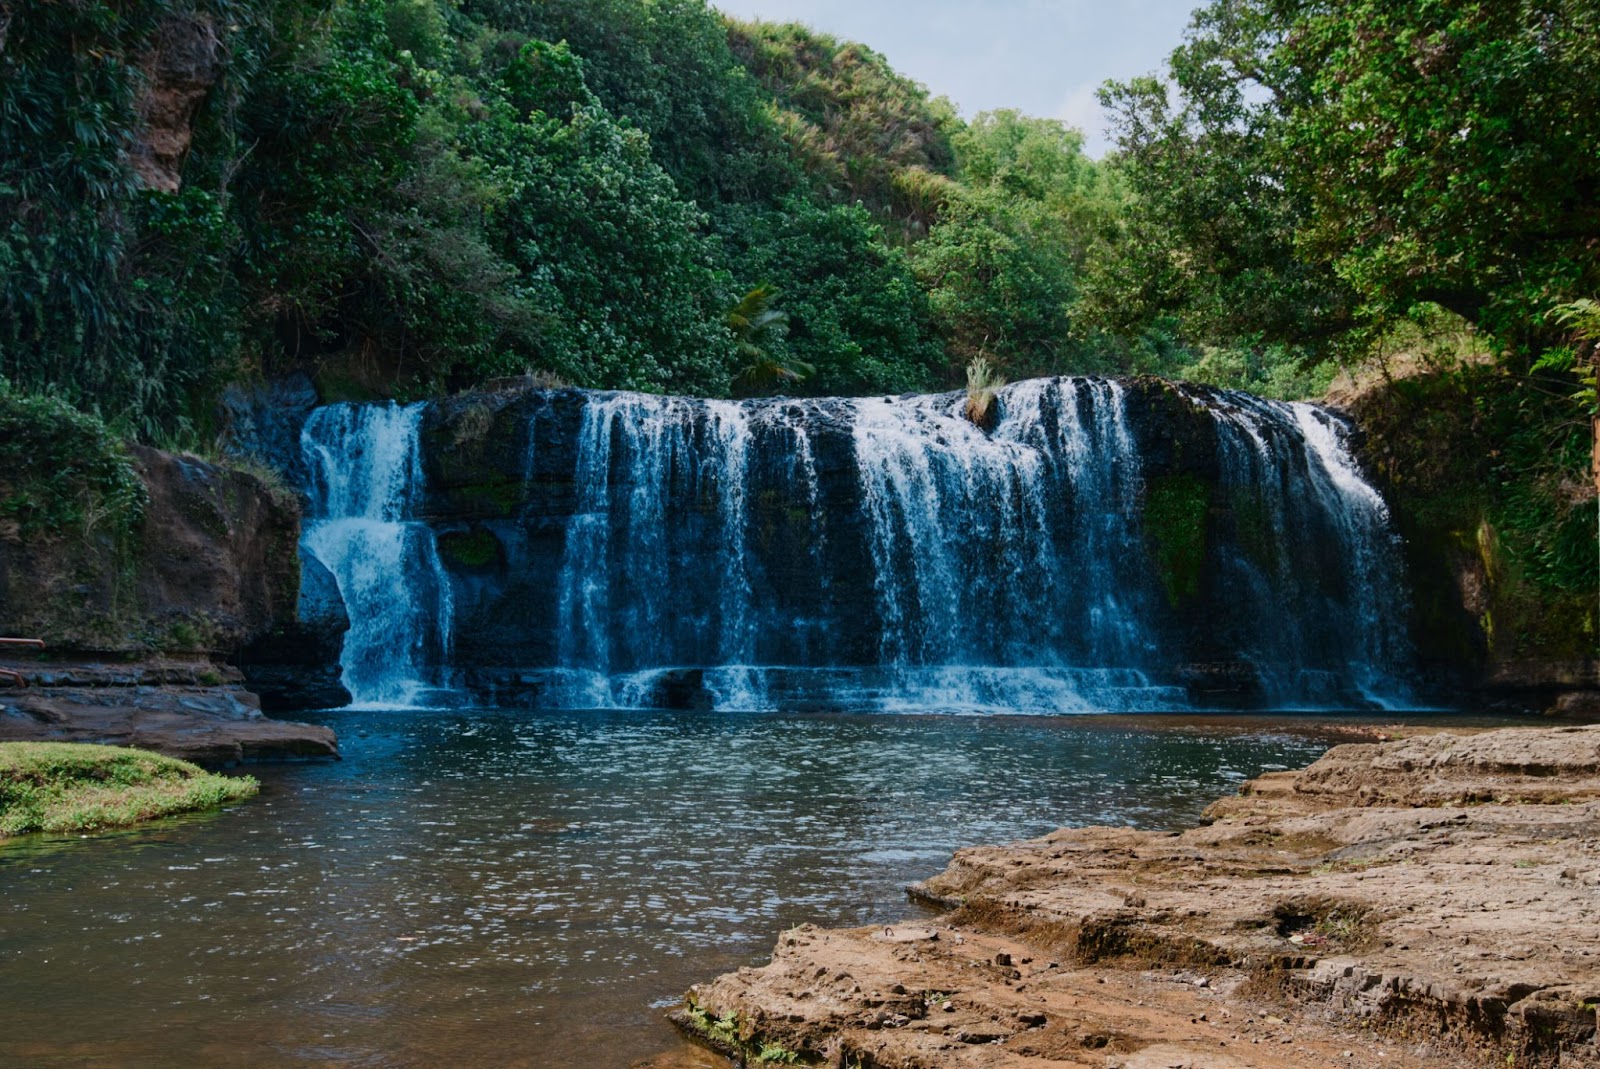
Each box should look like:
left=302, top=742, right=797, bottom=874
left=1, top=0, right=1596, bottom=651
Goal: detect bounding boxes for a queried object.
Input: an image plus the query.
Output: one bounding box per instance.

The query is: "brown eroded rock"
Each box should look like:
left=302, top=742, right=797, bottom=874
left=0, top=446, right=303, bottom=659
left=129, top=14, right=224, bottom=192
left=675, top=725, right=1600, bottom=1069
left=0, top=659, right=337, bottom=764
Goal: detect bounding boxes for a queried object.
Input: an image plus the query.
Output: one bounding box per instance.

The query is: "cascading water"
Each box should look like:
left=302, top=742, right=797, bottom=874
left=299, top=403, right=455, bottom=708
left=1195, top=388, right=1413, bottom=708
left=286, top=377, right=1416, bottom=713
left=849, top=380, right=1180, bottom=710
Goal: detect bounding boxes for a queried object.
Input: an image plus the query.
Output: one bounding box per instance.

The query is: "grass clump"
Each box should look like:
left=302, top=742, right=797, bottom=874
left=963, top=356, right=1006, bottom=430
left=0, top=743, right=258, bottom=839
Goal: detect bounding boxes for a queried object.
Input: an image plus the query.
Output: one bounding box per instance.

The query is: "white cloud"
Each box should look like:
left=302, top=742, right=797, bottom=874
left=1055, top=82, right=1100, bottom=133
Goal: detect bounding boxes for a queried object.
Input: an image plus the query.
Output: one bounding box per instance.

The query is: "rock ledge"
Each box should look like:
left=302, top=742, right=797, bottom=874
left=673, top=726, right=1600, bottom=1069
left=0, top=658, right=338, bottom=765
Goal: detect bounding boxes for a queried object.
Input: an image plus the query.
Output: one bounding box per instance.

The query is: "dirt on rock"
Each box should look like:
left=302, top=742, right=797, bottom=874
left=670, top=726, right=1600, bottom=1069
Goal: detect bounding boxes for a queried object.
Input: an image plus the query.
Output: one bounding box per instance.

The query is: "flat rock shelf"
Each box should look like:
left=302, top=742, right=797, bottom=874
left=0, top=659, right=338, bottom=763
left=671, top=724, right=1600, bottom=1069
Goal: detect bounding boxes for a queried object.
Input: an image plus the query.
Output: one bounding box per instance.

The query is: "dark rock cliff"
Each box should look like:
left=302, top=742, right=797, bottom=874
left=0, top=444, right=348, bottom=709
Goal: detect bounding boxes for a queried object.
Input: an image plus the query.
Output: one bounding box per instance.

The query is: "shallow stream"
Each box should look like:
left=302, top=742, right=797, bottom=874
left=1, top=708, right=1427, bottom=1066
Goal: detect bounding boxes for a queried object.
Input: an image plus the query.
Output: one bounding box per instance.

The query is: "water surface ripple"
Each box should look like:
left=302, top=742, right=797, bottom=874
left=0, top=709, right=1344, bottom=1067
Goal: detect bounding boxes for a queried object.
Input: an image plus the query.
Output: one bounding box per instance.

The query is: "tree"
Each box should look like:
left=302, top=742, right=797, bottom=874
left=1092, top=0, right=1600, bottom=362
left=1088, top=3, right=1359, bottom=358
left=717, top=199, right=944, bottom=396
left=915, top=111, right=1116, bottom=377
left=1282, top=0, right=1600, bottom=352
left=728, top=285, right=812, bottom=396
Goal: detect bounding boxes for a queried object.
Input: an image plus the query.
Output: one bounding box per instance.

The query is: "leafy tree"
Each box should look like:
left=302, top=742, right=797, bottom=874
left=1088, top=6, right=1358, bottom=359
left=717, top=199, right=944, bottom=396
left=1282, top=0, right=1600, bottom=352
left=727, top=20, right=960, bottom=234
left=466, top=41, right=738, bottom=393
left=1093, top=0, right=1600, bottom=363
left=915, top=111, right=1119, bottom=377
left=460, top=0, right=799, bottom=206
left=728, top=286, right=811, bottom=397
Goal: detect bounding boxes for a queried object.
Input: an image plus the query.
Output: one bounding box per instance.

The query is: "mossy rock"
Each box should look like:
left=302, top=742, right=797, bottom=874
left=438, top=527, right=503, bottom=570
left=441, top=477, right=526, bottom=518
left=1144, top=473, right=1211, bottom=606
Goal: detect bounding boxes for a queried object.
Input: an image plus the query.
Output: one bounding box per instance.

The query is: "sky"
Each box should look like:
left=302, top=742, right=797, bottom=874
left=712, top=0, right=1201, bottom=157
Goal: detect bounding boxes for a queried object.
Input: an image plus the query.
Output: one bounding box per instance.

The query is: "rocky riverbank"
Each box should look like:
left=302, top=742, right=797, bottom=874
left=0, top=659, right=337, bottom=764
left=670, top=725, right=1600, bottom=1068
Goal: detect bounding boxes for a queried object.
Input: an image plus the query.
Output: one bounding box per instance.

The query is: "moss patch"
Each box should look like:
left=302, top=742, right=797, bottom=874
left=0, top=742, right=258, bottom=839
left=438, top=527, right=502, bottom=569
left=1350, top=367, right=1597, bottom=661
left=1230, top=489, right=1279, bottom=576
left=1144, top=473, right=1211, bottom=606
left=446, top=478, right=525, bottom=518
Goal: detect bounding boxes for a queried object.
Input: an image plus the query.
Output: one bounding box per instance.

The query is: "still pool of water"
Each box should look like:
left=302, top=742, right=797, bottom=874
left=1, top=709, right=1398, bottom=1066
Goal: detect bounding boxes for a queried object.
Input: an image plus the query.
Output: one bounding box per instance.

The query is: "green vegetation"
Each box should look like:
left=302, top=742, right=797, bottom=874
left=1351, top=360, right=1596, bottom=659
left=728, top=285, right=811, bottom=397
left=3, top=0, right=1307, bottom=439
left=681, top=1002, right=807, bottom=1065
left=1144, top=475, right=1211, bottom=606
left=0, top=743, right=258, bottom=839
left=0, top=382, right=147, bottom=542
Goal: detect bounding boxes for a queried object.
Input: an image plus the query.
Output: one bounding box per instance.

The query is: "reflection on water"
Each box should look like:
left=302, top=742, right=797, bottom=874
left=0, top=709, right=1342, bottom=1067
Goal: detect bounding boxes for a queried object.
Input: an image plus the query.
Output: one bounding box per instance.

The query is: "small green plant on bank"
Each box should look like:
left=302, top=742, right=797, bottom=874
left=0, top=742, right=258, bottom=839
left=755, top=1040, right=803, bottom=1064
left=683, top=1002, right=809, bottom=1064
left=451, top=401, right=494, bottom=447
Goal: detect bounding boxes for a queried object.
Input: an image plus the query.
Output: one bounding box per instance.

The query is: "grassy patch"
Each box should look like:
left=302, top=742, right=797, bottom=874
left=0, top=743, right=258, bottom=839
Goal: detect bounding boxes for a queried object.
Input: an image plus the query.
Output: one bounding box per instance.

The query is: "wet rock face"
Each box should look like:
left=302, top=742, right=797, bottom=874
left=235, top=555, right=352, bottom=712
left=0, top=445, right=304, bottom=661
left=418, top=379, right=1410, bottom=709
left=239, top=376, right=1417, bottom=711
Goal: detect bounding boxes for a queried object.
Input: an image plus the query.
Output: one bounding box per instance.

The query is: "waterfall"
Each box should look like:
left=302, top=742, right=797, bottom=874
left=849, top=383, right=1181, bottom=710
left=552, top=394, right=759, bottom=707
left=1196, top=388, right=1413, bottom=708
left=299, top=403, right=455, bottom=708
left=285, top=376, right=1417, bottom=713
